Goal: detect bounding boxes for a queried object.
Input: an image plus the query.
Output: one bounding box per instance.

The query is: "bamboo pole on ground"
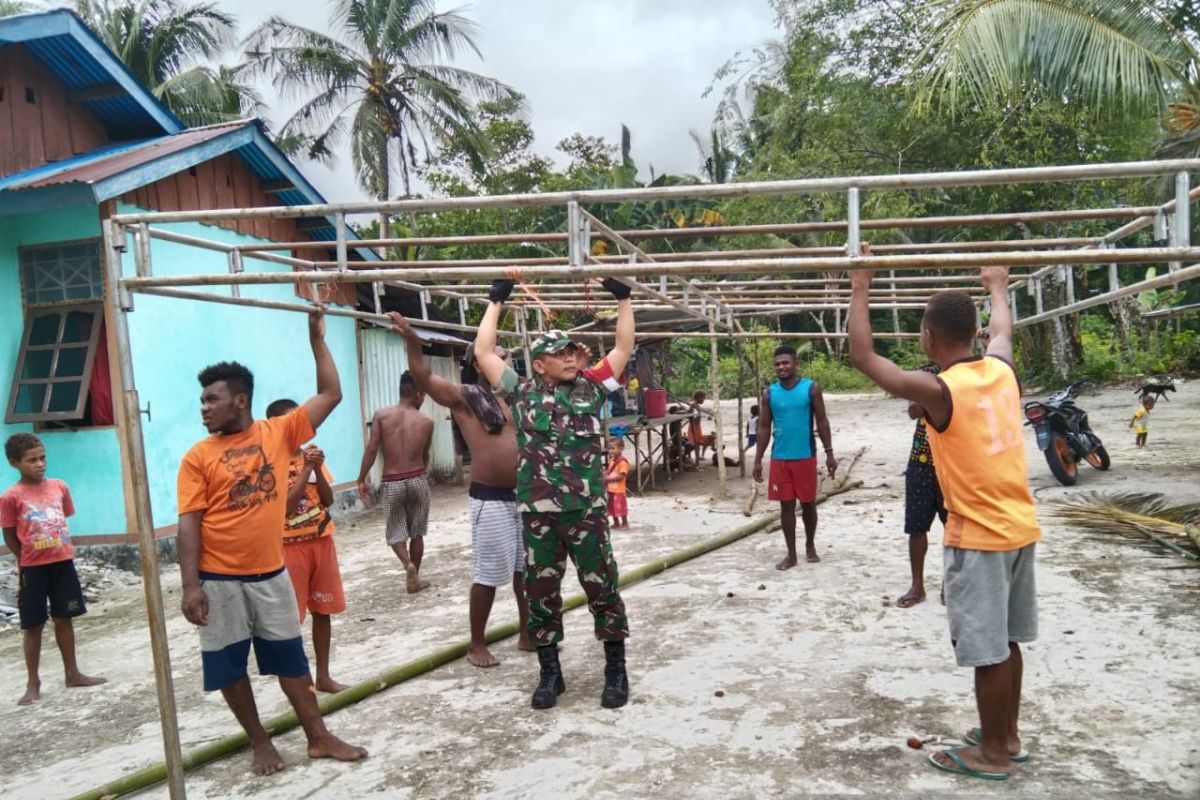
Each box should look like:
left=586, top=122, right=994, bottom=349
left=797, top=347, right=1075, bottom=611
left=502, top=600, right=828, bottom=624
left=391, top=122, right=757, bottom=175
left=69, top=480, right=862, bottom=800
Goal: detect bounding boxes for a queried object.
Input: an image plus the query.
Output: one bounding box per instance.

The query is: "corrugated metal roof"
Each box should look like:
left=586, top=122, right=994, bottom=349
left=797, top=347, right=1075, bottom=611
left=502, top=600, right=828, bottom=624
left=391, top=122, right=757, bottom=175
left=0, top=122, right=247, bottom=192
left=0, top=10, right=182, bottom=138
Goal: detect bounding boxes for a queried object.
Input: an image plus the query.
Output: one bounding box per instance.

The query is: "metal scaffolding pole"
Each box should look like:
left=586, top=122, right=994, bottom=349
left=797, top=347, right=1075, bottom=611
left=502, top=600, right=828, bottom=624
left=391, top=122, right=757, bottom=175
left=710, top=319, right=727, bottom=494
left=102, top=220, right=187, bottom=799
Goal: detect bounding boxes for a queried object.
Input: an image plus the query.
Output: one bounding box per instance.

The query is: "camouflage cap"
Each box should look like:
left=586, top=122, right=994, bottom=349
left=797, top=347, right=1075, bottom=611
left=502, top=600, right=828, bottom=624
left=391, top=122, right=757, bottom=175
left=530, top=329, right=578, bottom=359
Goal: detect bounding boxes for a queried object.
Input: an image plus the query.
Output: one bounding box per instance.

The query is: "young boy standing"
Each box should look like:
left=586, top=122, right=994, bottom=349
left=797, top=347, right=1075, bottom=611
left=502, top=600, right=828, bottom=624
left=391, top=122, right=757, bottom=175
left=849, top=260, right=1040, bottom=782
left=898, top=363, right=947, bottom=609
left=2, top=433, right=106, bottom=705
left=605, top=439, right=630, bottom=529
left=1130, top=395, right=1155, bottom=447
left=266, top=399, right=348, bottom=694
left=475, top=275, right=635, bottom=710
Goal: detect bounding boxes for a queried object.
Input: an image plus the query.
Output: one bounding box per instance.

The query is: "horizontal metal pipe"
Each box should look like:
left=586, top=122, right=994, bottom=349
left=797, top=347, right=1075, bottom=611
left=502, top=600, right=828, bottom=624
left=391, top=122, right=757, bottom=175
left=119, top=247, right=1200, bottom=287
left=110, top=159, right=1200, bottom=224
left=1013, top=261, right=1200, bottom=327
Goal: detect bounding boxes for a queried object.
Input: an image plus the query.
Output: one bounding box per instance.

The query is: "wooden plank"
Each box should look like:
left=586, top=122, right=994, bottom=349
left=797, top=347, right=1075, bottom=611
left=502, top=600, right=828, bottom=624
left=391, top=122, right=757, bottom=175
left=213, top=153, right=237, bottom=210
left=10, top=46, right=45, bottom=170
left=31, top=55, right=72, bottom=162
left=230, top=155, right=253, bottom=237
left=155, top=173, right=179, bottom=211
left=249, top=181, right=271, bottom=240
left=66, top=96, right=107, bottom=155
left=175, top=168, right=200, bottom=212
left=195, top=159, right=216, bottom=210
left=0, top=48, right=19, bottom=175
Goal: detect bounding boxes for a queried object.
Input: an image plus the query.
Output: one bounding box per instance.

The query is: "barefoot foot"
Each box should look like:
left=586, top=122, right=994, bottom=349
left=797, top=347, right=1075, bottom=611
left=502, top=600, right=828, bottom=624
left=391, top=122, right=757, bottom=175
left=65, top=672, right=107, bottom=689
left=517, top=636, right=537, bottom=653
left=466, top=644, right=499, bottom=668
left=404, top=564, right=429, bottom=594
left=251, top=739, right=285, bottom=776
left=775, top=555, right=798, bottom=570
left=315, top=677, right=350, bottom=693
left=308, top=734, right=368, bottom=763
left=806, top=548, right=821, bottom=563
left=897, top=589, right=926, bottom=608
left=17, top=684, right=40, bottom=705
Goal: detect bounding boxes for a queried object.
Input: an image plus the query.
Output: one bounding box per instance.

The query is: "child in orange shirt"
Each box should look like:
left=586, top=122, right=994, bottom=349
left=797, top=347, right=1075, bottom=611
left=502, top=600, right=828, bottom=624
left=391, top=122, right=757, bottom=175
left=267, top=399, right=348, bottom=694
left=2, top=433, right=106, bottom=705
left=605, top=439, right=630, bottom=529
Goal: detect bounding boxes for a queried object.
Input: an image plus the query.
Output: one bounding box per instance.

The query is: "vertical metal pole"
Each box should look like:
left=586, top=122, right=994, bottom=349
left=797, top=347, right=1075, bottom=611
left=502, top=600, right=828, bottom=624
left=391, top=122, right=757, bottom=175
left=1009, top=290, right=1018, bottom=322
left=420, top=290, right=429, bottom=321
left=335, top=212, right=348, bottom=271
left=566, top=201, right=581, bottom=267
left=736, top=338, right=746, bottom=479
left=372, top=282, right=382, bottom=316
left=458, top=297, right=467, bottom=327
left=227, top=250, right=242, bottom=299
left=1062, top=266, right=1075, bottom=305
left=519, top=309, right=533, bottom=378
left=889, top=269, right=900, bottom=333
left=846, top=187, right=861, bottom=255
left=1108, top=262, right=1119, bottom=293
left=710, top=319, right=726, bottom=495
left=134, top=223, right=152, bottom=277
left=1172, top=171, right=1190, bottom=276
left=102, top=220, right=187, bottom=799
left=1034, top=279, right=1044, bottom=316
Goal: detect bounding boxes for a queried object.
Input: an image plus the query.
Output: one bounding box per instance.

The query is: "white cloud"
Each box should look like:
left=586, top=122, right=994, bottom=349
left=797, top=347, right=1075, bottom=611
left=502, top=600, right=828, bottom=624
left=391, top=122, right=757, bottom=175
left=221, top=0, right=779, bottom=202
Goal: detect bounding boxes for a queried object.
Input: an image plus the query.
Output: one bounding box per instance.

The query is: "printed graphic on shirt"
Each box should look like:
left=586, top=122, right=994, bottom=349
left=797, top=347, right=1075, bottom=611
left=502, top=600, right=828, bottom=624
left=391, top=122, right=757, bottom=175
left=220, top=443, right=278, bottom=511
left=21, top=502, right=70, bottom=551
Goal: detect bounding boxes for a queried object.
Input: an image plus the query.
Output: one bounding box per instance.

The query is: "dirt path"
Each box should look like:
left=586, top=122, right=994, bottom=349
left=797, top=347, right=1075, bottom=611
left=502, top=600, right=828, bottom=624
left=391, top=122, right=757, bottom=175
left=1, top=385, right=1197, bottom=798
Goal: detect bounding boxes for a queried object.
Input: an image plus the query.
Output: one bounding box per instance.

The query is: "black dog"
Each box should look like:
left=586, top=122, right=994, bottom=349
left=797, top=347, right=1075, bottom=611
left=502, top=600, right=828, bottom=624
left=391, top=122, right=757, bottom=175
left=1137, top=381, right=1176, bottom=402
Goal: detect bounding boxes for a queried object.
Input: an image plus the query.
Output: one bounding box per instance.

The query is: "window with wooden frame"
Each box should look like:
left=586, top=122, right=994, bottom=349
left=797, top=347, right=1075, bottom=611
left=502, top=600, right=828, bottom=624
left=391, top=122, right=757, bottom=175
left=6, top=240, right=112, bottom=427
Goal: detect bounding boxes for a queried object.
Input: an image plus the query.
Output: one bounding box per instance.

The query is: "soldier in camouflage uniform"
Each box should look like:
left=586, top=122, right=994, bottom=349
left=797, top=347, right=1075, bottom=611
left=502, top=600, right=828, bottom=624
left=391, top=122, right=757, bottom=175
left=475, top=276, right=635, bottom=710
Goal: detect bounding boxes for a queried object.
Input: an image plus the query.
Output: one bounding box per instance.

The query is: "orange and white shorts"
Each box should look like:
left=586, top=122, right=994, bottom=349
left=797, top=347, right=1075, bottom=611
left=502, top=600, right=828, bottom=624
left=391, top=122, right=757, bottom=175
left=282, top=535, right=346, bottom=621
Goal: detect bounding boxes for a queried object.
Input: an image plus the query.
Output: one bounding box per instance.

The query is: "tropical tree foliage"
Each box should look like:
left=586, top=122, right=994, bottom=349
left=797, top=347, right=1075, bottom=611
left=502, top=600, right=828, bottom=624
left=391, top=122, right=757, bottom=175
left=243, top=0, right=519, bottom=202
left=69, top=0, right=260, bottom=125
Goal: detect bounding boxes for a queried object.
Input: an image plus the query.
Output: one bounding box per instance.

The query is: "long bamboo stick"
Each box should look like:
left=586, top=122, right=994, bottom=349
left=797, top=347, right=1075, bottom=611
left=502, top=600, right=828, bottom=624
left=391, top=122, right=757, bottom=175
left=69, top=480, right=861, bottom=800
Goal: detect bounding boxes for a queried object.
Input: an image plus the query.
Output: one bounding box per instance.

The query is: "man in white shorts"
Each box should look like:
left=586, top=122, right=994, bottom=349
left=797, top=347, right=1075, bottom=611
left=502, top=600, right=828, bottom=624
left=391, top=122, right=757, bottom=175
left=385, top=312, right=532, bottom=667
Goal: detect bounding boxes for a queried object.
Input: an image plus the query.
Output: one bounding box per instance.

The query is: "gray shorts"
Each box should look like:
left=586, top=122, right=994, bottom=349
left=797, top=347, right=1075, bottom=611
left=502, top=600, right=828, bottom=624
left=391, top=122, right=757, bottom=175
left=197, top=568, right=307, bottom=691
left=944, top=543, right=1038, bottom=667
left=381, top=473, right=431, bottom=545
left=469, top=496, right=524, bottom=588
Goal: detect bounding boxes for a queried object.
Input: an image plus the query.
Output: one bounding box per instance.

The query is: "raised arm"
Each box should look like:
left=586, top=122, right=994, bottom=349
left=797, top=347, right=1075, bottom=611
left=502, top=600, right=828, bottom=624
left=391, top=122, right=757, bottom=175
left=286, top=456, right=314, bottom=515
left=847, top=268, right=947, bottom=425
left=981, top=266, right=1013, bottom=363
left=475, top=280, right=514, bottom=388
left=810, top=383, right=836, bottom=477
left=302, top=306, right=343, bottom=430
left=178, top=510, right=207, bottom=626
left=600, top=278, right=635, bottom=377
left=388, top=312, right=465, bottom=409
left=357, top=412, right=382, bottom=503
left=752, top=388, right=773, bottom=482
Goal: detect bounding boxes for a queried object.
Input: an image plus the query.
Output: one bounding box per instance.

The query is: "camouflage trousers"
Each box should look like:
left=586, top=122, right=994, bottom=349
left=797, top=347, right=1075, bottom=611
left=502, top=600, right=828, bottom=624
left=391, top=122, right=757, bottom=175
left=522, top=508, right=629, bottom=646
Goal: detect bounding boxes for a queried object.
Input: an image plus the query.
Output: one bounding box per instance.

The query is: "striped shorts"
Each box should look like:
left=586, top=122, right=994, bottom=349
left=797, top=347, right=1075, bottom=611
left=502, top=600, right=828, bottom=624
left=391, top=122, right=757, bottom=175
left=469, top=483, right=524, bottom=588
left=381, top=471, right=431, bottom=545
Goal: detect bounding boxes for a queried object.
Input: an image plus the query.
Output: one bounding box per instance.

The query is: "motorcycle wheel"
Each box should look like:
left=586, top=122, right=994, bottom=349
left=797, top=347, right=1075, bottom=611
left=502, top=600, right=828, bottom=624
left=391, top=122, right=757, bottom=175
left=1085, top=444, right=1111, bottom=471
left=1045, top=433, right=1079, bottom=485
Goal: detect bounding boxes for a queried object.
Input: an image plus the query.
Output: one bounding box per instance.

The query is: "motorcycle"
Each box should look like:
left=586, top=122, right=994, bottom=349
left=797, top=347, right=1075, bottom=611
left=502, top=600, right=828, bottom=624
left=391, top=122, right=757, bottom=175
left=1023, top=379, right=1110, bottom=486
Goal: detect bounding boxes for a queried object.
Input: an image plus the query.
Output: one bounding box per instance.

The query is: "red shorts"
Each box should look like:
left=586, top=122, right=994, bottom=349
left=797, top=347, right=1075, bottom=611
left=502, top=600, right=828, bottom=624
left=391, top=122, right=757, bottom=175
left=767, top=457, right=817, bottom=503
left=282, top=535, right=346, bottom=621
left=607, top=492, right=628, bottom=517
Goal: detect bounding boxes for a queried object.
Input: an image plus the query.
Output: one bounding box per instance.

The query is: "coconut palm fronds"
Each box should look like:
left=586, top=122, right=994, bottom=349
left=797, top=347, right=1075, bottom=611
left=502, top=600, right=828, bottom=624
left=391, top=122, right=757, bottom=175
left=1051, top=492, right=1200, bottom=561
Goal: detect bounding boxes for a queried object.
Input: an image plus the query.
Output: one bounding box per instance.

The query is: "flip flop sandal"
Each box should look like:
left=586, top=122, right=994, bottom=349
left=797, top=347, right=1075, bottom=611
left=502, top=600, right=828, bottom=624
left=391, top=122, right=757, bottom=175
left=927, top=747, right=1010, bottom=781
left=964, top=727, right=1030, bottom=762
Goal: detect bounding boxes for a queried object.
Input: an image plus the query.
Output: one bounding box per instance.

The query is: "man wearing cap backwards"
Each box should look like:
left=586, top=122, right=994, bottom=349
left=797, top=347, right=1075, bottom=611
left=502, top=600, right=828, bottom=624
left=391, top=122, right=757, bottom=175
left=475, top=276, right=635, bottom=710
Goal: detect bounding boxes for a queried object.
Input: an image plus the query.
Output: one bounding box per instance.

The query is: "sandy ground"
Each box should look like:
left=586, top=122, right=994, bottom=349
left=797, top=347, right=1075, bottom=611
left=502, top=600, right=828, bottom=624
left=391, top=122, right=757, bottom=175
left=1, top=384, right=1197, bottom=799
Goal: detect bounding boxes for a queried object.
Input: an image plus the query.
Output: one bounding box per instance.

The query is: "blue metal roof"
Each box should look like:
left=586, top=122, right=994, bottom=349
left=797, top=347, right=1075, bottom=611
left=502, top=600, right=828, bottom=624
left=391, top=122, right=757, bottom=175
left=0, top=10, right=182, bottom=139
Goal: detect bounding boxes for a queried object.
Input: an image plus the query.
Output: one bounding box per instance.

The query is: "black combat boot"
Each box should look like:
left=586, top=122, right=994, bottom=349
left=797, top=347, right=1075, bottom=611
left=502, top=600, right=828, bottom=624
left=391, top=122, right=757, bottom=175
left=531, top=645, right=565, bottom=709
left=600, top=640, right=629, bottom=709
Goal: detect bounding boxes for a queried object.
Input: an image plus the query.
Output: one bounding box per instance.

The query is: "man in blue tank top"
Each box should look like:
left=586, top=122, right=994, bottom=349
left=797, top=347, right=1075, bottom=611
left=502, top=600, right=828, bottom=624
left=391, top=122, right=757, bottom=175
left=752, top=345, right=837, bottom=569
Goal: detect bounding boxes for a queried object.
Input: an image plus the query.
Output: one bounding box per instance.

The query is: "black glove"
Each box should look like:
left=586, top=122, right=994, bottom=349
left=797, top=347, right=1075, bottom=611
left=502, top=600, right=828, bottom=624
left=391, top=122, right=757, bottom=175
left=489, top=279, right=515, bottom=303
left=601, top=277, right=632, bottom=300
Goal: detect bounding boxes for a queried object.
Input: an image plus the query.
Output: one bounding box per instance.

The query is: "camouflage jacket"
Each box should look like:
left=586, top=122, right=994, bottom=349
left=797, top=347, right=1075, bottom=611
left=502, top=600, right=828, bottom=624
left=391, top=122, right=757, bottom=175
left=496, top=360, right=620, bottom=514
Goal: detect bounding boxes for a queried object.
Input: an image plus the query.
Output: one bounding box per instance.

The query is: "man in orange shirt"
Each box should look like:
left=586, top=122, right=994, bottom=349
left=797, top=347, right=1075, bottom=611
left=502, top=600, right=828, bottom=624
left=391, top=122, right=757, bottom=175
left=849, top=258, right=1039, bottom=782
left=177, top=309, right=366, bottom=776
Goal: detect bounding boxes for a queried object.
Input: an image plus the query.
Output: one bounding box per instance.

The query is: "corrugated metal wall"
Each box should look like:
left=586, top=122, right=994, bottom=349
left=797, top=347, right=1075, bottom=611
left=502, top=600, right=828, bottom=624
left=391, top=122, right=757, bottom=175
left=359, top=327, right=460, bottom=481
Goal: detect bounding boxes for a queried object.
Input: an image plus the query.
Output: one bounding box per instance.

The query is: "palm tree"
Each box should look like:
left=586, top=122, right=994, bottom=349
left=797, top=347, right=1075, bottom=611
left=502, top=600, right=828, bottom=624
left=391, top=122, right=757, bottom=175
left=911, top=0, right=1200, bottom=152
left=242, top=0, right=520, bottom=211
left=70, top=0, right=261, bottom=126
left=689, top=125, right=736, bottom=183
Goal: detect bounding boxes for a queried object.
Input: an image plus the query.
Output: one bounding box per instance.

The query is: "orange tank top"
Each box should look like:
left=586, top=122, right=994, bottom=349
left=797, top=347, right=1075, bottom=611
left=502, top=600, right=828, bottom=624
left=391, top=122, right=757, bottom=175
left=926, top=356, right=1041, bottom=552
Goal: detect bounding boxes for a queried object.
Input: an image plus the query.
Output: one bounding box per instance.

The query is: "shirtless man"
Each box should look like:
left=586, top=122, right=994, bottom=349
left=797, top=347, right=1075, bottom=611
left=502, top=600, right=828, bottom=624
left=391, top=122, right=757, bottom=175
left=358, top=371, right=434, bottom=593
left=386, top=312, right=532, bottom=667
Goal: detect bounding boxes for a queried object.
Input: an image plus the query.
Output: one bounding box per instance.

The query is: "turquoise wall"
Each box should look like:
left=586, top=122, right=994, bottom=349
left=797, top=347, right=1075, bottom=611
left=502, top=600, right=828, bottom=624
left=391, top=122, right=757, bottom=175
left=115, top=203, right=363, bottom=531
left=0, top=206, right=126, bottom=536
left=0, top=202, right=363, bottom=539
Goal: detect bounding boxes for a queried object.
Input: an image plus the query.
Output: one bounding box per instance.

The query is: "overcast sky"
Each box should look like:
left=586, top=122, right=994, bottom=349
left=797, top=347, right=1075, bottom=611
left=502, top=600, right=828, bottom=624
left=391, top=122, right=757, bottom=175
left=218, top=1, right=780, bottom=202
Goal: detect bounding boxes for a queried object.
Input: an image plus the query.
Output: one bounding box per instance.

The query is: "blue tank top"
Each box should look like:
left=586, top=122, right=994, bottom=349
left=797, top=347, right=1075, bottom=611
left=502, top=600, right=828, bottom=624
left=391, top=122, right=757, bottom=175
left=769, top=378, right=814, bottom=459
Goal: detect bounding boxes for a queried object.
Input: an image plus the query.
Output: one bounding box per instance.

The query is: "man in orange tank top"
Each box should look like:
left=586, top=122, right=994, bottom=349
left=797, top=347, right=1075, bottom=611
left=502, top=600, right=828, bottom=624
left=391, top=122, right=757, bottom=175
left=849, top=253, right=1039, bottom=782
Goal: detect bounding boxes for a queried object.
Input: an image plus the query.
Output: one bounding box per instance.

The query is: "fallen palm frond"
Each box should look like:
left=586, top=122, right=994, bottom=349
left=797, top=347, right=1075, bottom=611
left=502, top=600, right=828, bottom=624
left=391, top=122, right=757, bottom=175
left=1051, top=492, right=1200, bottom=561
